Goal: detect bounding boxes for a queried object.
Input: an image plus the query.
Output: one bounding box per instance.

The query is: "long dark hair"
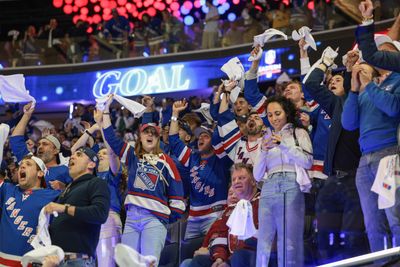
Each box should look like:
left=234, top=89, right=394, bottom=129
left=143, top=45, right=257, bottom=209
left=264, top=95, right=303, bottom=129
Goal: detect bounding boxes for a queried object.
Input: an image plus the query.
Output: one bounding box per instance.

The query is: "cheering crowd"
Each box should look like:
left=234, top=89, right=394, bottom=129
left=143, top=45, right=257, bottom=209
left=1, top=0, right=400, bottom=266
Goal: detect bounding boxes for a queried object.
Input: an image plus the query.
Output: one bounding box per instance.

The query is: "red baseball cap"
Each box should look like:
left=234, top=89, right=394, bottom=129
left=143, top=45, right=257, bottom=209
left=140, top=123, right=161, bottom=135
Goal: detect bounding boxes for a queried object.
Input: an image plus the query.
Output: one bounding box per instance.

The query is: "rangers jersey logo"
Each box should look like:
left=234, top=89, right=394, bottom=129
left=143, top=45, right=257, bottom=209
left=134, top=164, right=160, bottom=191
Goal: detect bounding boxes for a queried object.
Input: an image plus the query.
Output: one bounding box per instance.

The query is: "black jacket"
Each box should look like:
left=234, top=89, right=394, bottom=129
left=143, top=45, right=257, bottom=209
left=303, top=68, right=360, bottom=175
left=49, top=173, right=110, bottom=257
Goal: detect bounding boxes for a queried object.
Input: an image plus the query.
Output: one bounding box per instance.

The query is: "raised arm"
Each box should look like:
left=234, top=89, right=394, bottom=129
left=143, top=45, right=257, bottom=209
left=356, top=0, right=400, bottom=72
left=94, top=109, right=120, bottom=176
left=341, top=69, right=361, bottom=131
left=70, top=124, right=99, bottom=154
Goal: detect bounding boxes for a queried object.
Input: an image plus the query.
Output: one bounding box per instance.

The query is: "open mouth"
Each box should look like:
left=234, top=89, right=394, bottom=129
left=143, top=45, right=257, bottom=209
left=146, top=138, right=153, bottom=144
left=19, top=171, right=26, bottom=179
left=248, top=120, right=256, bottom=128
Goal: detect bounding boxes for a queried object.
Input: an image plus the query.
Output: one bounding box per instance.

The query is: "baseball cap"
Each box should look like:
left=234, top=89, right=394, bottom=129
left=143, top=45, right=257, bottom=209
left=140, top=123, right=161, bottom=136
left=179, top=119, right=193, bottom=136
left=78, top=147, right=99, bottom=167
left=42, top=135, right=61, bottom=151
left=194, top=125, right=213, bottom=138
left=375, top=35, right=400, bottom=51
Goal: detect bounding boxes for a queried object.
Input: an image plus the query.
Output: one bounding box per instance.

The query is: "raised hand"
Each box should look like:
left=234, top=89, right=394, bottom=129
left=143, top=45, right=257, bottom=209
left=359, top=0, right=374, bottom=19
left=299, top=112, right=311, bottom=127
left=23, top=102, right=35, bottom=115
left=172, top=99, right=188, bottom=115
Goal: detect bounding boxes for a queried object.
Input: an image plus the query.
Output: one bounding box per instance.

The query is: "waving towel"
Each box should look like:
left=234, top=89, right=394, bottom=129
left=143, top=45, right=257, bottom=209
left=96, top=94, right=146, bottom=118
left=221, top=57, right=244, bottom=103
left=0, top=74, right=36, bottom=110
left=292, top=26, right=317, bottom=51
left=0, top=124, right=10, bottom=165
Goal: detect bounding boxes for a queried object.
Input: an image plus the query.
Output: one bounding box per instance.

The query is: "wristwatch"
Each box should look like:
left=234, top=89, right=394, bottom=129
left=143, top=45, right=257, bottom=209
left=64, top=204, right=71, bottom=214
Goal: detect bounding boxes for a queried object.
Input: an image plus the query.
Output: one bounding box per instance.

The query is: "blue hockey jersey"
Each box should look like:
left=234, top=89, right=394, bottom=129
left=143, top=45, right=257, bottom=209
left=168, top=133, right=231, bottom=221
left=0, top=183, right=59, bottom=264
left=102, top=126, right=185, bottom=224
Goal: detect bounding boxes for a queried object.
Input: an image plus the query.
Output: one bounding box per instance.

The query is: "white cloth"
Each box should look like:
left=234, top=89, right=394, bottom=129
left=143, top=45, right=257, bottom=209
left=21, top=245, right=64, bottom=267
left=114, top=244, right=158, bottom=267
left=295, top=163, right=312, bottom=193
left=371, top=155, right=400, bottom=209
left=252, top=28, right=288, bottom=48
left=0, top=74, right=36, bottom=110
left=292, top=26, right=317, bottom=51
left=193, top=103, right=213, bottom=125
left=221, top=57, right=245, bottom=82
left=276, top=72, right=291, bottom=84
left=31, top=120, right=55, bottom=132
left=302, top=46, right=339, bottom=84
left=31, top=207, right=52, bottom=249
left=0, top=123, right=10, bottom=164
left=221, top=57, right=245, bottom=103
left=96, top=95, right=146, bottom=118
left=226, top=199, right=257, bottom=240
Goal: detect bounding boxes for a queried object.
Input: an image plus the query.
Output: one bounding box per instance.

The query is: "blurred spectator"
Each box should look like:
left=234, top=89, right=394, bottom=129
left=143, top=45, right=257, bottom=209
left=161, top=10, right=183, bottom=53
left=67, top=20, right=90, bottom=63
left=21, top=25, right=41, bottom=66
left=222, top=20, right=243, bottom=47
left=4, top=29, right=21, bottom=67
left=312, top=0, right=327, bottom=32
left=268, top=3, right=291, bottom=34
left=104, top=8, right=131, bottom=58
left=202, top=0, right=219, bottom=49
left=38, top=18, right=67, bottom=65
left=142, top=13, right=164, bottom=55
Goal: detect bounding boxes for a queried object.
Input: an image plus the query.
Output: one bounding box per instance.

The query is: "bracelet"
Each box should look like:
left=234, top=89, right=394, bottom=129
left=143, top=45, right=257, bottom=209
left=171, top=116, right=178, bottom=122
left=84, top=129, right=94, bottom=139
left=362, top=14, right=374, bottom=20
left=103, top=112, right=110, bottom=115
left=64, top=204, right=71, bottom=214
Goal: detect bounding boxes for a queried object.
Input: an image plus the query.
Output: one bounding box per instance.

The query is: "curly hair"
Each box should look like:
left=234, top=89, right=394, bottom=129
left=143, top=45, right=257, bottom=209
left=264, top=95, right=302, bottom=129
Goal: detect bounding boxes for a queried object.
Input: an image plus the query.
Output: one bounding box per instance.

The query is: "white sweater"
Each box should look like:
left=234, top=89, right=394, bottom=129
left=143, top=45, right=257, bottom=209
left=253, top=123, right=313, bottom=181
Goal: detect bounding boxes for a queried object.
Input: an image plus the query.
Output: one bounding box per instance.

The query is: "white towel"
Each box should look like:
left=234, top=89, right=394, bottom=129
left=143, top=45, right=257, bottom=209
left=31, top=120, right=55, bottom=132
left=96, top=95, right=146, bottom=118
left=193, top=103, right=214, bottom=125
left=114, top=244, right=158, bottom=267
left=21, top=245, right=64, bottom=267
left=0, top=74, right=36, bottom=110
left=302, top=46, right=339, bottom=84
left=0, top=123, right=10, bottom=164
left=248, top=47, right=263, bottom=62
left=371, top=155, right=400, bottom=209
left=292, top=26, right=317, bottom=51
left=221, top=57, right=245, bottom=82
left=252, top=28, right=288, bottom=48
left=226, top=199, right=257, bottom=240
left=295, top=163, right=312, bottom=193
left=249, top=29, right=287, bottom=61
left=31, top=207, right=52, bottom=249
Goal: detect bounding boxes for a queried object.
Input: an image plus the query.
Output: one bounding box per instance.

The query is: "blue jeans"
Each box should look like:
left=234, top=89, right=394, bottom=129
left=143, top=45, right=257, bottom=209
left=96, top=210, right=122, bottom=267
left=256, top=172, right=304, bottom=267
left=184, top=213, right=220, bottom=240
left=356, top=145, right=400, bottom=252
left=59, top=258, right=96, bottom=267
left=121, top=205, right=167, bottom=265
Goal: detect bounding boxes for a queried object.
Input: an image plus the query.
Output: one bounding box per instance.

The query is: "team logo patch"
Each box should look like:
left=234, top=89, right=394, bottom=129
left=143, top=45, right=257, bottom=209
left=134, top=164, right=160, bottom=191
